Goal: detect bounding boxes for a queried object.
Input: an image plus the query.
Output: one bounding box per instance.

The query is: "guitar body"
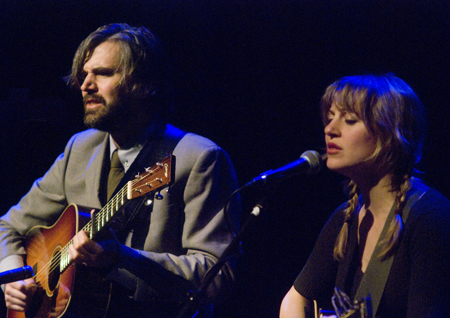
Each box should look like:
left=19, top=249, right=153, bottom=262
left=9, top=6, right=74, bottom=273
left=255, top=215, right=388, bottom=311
left=7, top=204, right=111, bottom=318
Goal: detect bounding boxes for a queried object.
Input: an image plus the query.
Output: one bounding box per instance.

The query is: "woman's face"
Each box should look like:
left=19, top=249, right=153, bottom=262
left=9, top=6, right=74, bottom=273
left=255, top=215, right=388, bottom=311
left=324, top=103, right=377, bottom=179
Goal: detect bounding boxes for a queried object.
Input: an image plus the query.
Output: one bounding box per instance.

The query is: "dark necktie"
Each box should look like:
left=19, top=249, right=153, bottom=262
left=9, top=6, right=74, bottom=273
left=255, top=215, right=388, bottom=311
left=107, top=150, right=124, bottom=200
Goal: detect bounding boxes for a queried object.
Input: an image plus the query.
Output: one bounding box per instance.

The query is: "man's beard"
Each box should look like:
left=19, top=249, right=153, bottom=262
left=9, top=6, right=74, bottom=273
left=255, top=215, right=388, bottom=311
left=83, top=94, right=127, bottom=132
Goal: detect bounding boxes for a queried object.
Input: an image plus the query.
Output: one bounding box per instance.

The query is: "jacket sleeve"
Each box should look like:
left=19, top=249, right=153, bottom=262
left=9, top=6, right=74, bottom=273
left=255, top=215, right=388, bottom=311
left=405, top=190, right=450, bottom=317
left=293, top=204, right=345, bottom=305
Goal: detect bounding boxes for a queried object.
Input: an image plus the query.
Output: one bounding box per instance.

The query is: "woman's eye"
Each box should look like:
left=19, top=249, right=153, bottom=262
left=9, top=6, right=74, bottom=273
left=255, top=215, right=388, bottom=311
left=345, top=119, right=357, bottom=125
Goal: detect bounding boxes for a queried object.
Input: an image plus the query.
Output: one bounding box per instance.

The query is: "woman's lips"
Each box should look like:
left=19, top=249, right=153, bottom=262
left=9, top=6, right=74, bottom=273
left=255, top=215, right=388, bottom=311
left=327, top=143, right=341, bottom=155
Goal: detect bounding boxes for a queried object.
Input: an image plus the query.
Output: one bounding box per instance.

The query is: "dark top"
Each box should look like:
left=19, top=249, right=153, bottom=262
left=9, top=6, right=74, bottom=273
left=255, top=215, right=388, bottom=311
left=294, top=181, right=450, bottom=317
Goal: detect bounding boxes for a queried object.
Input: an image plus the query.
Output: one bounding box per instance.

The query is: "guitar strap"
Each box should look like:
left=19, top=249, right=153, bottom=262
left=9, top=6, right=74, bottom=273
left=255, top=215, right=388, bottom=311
left=353, top=183, right=426, bottom=316
left=108, top=123, right=186, bottom=244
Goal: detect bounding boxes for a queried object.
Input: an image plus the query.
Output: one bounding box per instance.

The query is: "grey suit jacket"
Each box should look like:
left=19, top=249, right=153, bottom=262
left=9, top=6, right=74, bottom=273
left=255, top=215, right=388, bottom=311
left=0, top=126, right=240, bottom=308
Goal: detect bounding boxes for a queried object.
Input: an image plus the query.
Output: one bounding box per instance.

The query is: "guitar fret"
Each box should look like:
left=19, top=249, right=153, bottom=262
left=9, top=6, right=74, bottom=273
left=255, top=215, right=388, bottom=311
left=60, top=244, right=70, bottom=272
left=97, top=211, right=100, bottom=228
left=105, top=204, right=109, bottom=220
left=96, top=213, right=100, bottom=232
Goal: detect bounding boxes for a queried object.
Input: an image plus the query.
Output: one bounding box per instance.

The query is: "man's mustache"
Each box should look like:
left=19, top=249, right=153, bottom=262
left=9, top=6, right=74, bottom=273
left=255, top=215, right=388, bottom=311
left=83, top=94, right=106, bottom=107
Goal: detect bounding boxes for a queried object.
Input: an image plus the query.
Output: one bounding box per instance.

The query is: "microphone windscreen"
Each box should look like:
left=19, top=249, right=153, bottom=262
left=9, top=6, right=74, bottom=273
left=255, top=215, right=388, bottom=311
left=300, top=150, right=322, bottom=174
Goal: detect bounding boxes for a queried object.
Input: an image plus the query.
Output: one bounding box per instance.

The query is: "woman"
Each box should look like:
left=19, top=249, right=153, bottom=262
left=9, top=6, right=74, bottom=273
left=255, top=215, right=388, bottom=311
left=280, top=74, right=450, bottom=318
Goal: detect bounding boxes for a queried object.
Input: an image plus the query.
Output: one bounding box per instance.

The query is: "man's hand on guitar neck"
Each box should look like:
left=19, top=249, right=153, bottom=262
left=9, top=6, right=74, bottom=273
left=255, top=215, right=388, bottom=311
left=68, top=229, right=121, bottom=269
left=4, top=278, right=36, bottom=312
left=68, top=209, right=121, bottom=269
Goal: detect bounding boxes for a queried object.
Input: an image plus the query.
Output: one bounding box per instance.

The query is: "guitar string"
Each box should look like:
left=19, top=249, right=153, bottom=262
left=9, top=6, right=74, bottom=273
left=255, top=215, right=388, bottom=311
left=32, top=164, right=164, bottom=286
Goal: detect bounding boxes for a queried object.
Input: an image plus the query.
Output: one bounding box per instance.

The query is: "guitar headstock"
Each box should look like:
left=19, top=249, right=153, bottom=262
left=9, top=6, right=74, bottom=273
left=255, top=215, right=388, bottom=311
left=127, top=155, right=175, bottom=200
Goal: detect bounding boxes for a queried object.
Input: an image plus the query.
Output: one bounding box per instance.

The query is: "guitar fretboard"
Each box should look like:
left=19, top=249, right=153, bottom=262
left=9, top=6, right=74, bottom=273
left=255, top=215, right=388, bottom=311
left=59, top=183, right=130, bottom=273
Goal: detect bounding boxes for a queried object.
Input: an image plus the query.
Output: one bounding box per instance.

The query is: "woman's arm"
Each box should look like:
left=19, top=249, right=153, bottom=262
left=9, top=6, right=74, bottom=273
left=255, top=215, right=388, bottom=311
left=280, top=286, right=313, bottom=318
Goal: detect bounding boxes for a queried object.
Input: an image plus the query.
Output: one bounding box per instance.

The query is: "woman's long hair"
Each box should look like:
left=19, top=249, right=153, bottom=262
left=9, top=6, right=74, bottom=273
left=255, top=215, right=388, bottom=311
left=320, top=74, right=426, bottom=260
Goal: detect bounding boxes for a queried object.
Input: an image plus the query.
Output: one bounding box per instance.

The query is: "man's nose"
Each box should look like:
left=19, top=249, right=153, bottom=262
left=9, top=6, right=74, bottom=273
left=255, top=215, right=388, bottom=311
left=80, top=73, right=97, bottom=92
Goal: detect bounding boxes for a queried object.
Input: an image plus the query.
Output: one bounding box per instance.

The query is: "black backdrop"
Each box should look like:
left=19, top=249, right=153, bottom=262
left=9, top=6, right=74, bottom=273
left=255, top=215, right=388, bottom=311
left=1, top=1, right=450, bottom=317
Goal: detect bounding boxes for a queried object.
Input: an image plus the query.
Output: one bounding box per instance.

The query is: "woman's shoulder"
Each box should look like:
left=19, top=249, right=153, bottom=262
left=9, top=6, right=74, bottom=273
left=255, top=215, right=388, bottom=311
left=406, top=179, right=450, bottom=227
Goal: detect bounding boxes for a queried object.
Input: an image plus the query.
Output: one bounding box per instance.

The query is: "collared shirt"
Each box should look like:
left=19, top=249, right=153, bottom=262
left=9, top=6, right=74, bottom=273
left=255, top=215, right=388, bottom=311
left=108, top=120, right=162, bottom=172
left=109, top=135, right=142, bottom=173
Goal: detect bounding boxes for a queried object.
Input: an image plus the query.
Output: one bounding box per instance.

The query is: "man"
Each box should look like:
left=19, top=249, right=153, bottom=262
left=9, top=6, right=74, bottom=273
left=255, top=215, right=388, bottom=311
left=0, top=23, right=240, bottom=318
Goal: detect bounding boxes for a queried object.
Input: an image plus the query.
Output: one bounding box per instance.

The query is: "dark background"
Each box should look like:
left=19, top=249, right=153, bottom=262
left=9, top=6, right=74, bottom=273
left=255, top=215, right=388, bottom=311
left=1, top=1, right=450, bottom=317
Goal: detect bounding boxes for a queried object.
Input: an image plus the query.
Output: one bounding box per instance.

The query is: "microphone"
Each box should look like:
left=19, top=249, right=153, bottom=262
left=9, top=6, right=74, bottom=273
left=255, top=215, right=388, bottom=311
left=0, top=266, right=34, bottom=285
left=243, top=150, right=324, bottom=189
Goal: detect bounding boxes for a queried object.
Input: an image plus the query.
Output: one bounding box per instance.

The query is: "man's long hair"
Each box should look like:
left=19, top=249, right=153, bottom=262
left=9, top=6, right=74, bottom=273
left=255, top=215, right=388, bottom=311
left=66, top=23, right=173, bottom=120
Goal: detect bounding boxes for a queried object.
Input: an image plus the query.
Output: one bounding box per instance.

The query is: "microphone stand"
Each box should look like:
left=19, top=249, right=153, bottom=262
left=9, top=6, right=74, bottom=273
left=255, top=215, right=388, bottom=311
left=176, top=196, right=267, bottom=318
left=176, top=152, right=325, bottom=317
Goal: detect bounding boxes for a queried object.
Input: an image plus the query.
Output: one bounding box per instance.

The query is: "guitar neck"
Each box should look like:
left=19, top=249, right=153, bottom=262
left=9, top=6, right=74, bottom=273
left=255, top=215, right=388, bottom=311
left=58, top=155, right=174, bottom=273
left=89, top=186, right=131, bottom=238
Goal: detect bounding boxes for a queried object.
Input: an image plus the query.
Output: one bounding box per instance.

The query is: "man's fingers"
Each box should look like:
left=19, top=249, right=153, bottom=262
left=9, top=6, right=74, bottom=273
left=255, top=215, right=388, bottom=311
left=69, top=230, right=104, bottom=266
left=4, top=279, right=37, bottom=311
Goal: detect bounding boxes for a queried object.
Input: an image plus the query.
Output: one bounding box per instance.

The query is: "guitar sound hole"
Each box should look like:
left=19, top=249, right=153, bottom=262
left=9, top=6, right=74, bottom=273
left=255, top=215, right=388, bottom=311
left=49, top=251, right=61, bottom=291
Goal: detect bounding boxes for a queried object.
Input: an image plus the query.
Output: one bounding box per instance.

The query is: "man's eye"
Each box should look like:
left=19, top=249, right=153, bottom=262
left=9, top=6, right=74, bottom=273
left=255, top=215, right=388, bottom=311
left=99, top=72, right=114, bottom=77
left=97, top=69, right=115, bottom=77
left=345, top=119, right=357, bottom=125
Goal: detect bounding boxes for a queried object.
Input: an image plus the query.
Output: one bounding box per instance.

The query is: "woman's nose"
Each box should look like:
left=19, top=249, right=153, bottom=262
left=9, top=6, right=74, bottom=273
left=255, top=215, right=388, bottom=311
left=324, top=119, right=339, bottom=137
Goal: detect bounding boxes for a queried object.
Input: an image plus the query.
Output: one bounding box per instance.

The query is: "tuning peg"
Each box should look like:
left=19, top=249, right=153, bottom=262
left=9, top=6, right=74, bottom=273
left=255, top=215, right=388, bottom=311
left=144, top=167, right=153, bottom=174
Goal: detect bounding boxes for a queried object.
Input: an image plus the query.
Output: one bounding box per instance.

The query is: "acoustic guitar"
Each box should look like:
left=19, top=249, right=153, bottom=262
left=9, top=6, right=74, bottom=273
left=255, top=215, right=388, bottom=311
left=7, top=155, right=175, bottom=318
